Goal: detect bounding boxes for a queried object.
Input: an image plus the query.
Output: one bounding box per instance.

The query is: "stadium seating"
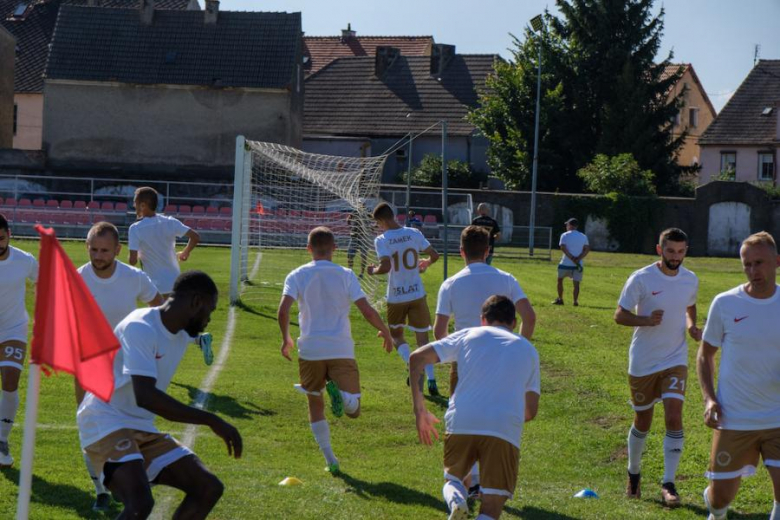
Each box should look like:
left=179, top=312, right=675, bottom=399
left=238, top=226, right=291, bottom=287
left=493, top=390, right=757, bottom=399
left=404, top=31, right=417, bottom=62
left=100, top=202, right=114, bottom=211
left=179, top=205, right=192, bottom=214
left=46, top=200, right=59, bottom=209
left=206, top=206, right=218, bottom=215
left=19, top=198, right=31, bottom=207
left=33, top=199, right=45, bottom=208
left=74, top=201, right=87, bottom=210
left=219, top=207, right=232, bottom=216
left=423, top=215, right=438, bottom=224
left=115, top=202, right=128, bottom=212
left=397, top=214, right=406, bottom=225
left=60, top=200, right=73, bottom=209
left=164, top=204, right=177, bottom=213
left=87, top=201, right=99, bottom=210
left=192, top=205, right=206, bottom=215
left=4, top=198, right=16, bottom=207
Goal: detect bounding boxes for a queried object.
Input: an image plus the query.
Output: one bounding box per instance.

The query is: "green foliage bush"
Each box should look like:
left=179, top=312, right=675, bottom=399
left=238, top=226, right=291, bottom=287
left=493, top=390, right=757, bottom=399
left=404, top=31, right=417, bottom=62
left=400, top=154, right=487, bottom=189
left=577, top=153, right=656, bottom=195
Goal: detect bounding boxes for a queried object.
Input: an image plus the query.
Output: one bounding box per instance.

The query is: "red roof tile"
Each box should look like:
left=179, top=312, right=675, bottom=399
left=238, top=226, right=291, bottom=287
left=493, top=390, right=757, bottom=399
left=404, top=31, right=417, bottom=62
left=303, top=35, right=433, bottom=75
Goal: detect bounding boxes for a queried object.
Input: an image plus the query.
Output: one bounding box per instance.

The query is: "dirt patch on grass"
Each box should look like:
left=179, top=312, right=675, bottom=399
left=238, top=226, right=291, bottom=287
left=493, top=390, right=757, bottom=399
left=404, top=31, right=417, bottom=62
left=589, top=414, right=623, bottom=430
left=608, top=445, right=628, bottom=462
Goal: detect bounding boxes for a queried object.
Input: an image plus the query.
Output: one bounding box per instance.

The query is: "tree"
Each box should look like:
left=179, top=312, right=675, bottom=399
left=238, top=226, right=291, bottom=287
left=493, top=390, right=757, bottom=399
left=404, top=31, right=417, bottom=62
left=577, top=153, right=656, bottom=195
left=401, top=154, right=487, bottom=189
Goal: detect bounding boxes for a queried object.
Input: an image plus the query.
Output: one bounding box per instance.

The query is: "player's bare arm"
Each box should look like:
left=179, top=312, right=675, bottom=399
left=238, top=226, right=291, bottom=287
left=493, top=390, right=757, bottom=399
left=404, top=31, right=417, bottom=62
left=696, top=341, right=722, bottom=429
left=560, top=244, right=576, bottom=263
left=277, top=295, right=296, bottom=361
left=418, top=246, right=440, bottom=273
left=433, top=314, right=450, bottom=341
left=148, top=293, right=165, bottom=307
left=614, top=306, right=664, bottom=327
left=686, top=304, right=702, bottom=340
left=354, top=298, right=393, bottom=353
left=132, top=375, right=243, bottom=458
left=516, top=298, right=536, bottom=340
left=128, top=250, right=139, bottom=266
left=525, top=391, right=540, bottom=422
left=409, top=345, right=441, bottom=445
left=576, top=245, right=591, bottom=263
left=366, top=256, right=391, bottom=276
left=178, top=229, right=200, bottom=262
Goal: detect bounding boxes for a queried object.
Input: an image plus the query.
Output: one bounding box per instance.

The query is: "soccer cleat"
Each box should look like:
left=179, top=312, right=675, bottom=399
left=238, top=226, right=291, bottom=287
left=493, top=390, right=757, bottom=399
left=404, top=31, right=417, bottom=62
left=427, top=379, right=440, bottom=397
left=552, top=298, right=564, bottom=305
left=661, top=482, right=680, bottom=507
left=626, top=471, right=641, bottom=499
left=198, top=333, right=214, bottom=366
left=325, top=462, right=340, bottom=474
left=468, top=484, right=481, bottom=499
left=447, top=494, right=469, bottom=520
left=0, top=441, right=13, bottom=467
left=573, top=301, right=579, bottom=307
left=92, top=493, right=112, bottom=512
left=325, top=380, right=344, bottom=418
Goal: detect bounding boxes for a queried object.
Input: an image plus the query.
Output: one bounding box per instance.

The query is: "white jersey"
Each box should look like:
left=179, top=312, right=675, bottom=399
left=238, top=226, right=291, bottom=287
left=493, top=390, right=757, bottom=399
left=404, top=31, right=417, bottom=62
left=0, top=246, right=38, bottom=340
left=702, top=285, right=780, bottom=430
left=436, top=262, right=527, bottom=331
left=374, top=226, right=431, bottom=304
left=283, top=260, right=366, bottom=361
left=431, top=326, right=540, bottom=448
left=559, top=230, right=589, bottom=267
left=77, top=307, right=191, bottom=448
left=78, top=261, right=160, bottom=329
left=128, top=215, right=190, bottom=294
left=618, top=263, right=699, bottom=376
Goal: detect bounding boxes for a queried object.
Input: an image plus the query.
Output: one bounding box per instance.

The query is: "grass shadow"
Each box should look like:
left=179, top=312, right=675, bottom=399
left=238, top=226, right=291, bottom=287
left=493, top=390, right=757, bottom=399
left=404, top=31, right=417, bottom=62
left=334, top=471, right=447, bottom=513
left=670, top=501, right=768, bottom=520
left=503, top=505, right=582, bottom=519
left=171, top=382, right=277, bottom=420
left=424, top=394, right=449, bottom=410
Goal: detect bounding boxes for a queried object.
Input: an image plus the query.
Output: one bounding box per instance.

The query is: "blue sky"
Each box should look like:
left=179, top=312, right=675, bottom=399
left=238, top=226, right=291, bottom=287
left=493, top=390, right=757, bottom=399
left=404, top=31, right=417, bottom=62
left=219, top=0, right=780, bottom=113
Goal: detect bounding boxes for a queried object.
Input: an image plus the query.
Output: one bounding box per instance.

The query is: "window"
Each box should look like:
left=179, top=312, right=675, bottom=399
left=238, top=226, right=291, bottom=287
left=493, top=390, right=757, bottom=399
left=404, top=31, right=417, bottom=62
left=395, top=148, right=408, bottom=160
left=720, top=152, right=736, bottom=177
left=13, top=104, right=17, bottom=136
left=673, top=111, right=680, bottom=127
left=758, top=153, right=774, bottom=181
left=689, top=107, right=699, bottom=128
left=13, top=3, right=27, bottom=17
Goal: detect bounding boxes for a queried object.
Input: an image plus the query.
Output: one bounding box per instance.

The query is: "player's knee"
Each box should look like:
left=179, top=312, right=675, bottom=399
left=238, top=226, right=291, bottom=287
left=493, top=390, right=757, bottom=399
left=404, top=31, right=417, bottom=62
left=479, top=494, right=507, bottom=518
left=200, top=473, right=225, bottom=505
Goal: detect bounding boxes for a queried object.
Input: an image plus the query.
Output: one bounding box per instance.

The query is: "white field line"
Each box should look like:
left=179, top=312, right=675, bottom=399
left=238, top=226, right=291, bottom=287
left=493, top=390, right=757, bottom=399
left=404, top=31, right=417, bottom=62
left=153, top=252, right=261, bottom=519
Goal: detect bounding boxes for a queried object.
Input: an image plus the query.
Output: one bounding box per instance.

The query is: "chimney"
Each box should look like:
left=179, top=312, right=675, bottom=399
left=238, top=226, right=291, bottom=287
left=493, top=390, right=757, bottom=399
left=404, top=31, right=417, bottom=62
left=341, top=23, right=356, bottom=42
left=139, top=0, right=154, bottom=25
left=204, top=0, right=219, bottom=24
left=430, top=44, right=455, bottom=78
left=375, top=46, right=400, bottom=78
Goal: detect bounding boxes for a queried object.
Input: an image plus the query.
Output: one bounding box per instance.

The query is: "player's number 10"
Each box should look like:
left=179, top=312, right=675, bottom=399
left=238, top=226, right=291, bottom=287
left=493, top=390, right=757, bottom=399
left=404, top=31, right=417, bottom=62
left=392, top=248, right=419, bottom=271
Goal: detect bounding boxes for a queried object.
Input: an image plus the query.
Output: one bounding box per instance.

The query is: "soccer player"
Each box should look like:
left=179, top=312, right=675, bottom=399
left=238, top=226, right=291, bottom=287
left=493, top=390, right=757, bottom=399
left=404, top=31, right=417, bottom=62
left=346, top=208, right=370, bottom=278
left=614, top=228, right=700, bottom=506
left=553, top=218, right=589, bottom=306
left=0, top=213, right=37, bottom=468
left=77, top=271, right=241, bottom=520
left=697, top=232, right=780, bottom=520
left=471, top=203, right=501, bottom=265
left=278, top=227, right=393, bottom=472
left=77, top=221, right=164, bottom=511
left=411, top=295, right=540, bottom=520
left=367, top=202, right=441, bottom=395
left=128, top=187, right=213, bottom=365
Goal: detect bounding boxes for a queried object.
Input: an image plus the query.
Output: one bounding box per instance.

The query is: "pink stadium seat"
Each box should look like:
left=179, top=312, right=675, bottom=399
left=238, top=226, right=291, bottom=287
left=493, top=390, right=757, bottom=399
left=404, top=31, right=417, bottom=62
left=33, top=199, right=45, bottom=208
left=219, top=207, right=232, bottom=216
left=196, top=219, right=210, bottom=229
left=75, top=213, right=90, bottom=226
left=87, top=201, right=99, bottom=210
left=221, top=219, right=232, bottom=232
left=2, top=198, right=14, bottom=207
left=101, top=202, right=114, bottom=211
left=74, top=201, right=87, bottom=210
left=178, top=205, right=192, bottom=214
left=19, top=198, right=32, bottom=207
left=397, top=214, right=407, bottom=225
left=164, top=204, right=177, bottom=213
left=49, top=213, right=67, bottom=225
left=192, top=205, right=206, bottom=215
left=184, top=218, right=195, bottom=228
left=46, top=200, right=59, bottom=209
left=423, top=215, right=437, bottom=224
left=206, top=206, right=218, bottom=215
left=60, top=200, right=73, bottom=210
left=91, top=213, right=107, bottom=223
left=115, top=202, right=128, bottom=212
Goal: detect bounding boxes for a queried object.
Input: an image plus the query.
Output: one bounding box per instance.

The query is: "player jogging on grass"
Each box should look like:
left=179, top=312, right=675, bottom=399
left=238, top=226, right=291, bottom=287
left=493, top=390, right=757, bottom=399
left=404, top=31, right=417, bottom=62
left=0, top=213, right=38, bottom=468
left=697, top=232, right=780, bottom=520
left=412, top=295, right=540, bottom=520
left=614, top=228, right=700, bottom=506
left=367, top=202, right=441, bottom=395
left=77, top=221, right=164, bottom=511
left=553, top=218, right=589, bottom=306
left=278, top=226, right=393, bottom=473
left=77, top=271, right=242, bottom=520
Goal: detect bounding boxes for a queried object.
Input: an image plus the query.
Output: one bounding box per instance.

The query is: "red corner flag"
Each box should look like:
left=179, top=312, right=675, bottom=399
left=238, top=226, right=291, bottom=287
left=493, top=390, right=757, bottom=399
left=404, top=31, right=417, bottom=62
left=30, top=225, right=119, bottom=402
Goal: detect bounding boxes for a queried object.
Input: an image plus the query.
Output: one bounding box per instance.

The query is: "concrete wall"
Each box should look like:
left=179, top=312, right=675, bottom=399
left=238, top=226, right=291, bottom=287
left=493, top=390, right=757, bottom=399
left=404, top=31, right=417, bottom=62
left=12, top=94, right=43, bottom=150
left=43, top=81, right=302, bottom=168
left=0, top=27, right=14, bottom=148
left=700, top=145, right=778, bottom=185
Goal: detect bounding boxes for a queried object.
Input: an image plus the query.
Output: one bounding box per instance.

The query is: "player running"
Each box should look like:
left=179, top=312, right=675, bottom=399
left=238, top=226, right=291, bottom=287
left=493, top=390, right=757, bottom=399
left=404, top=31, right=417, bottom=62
left=614, top=228, right=700, bottom=506
left=278, top=227, right=393, bottom=473
left=698, top=232, right=780, bottom=520
left=411, top=295, right=540, bottom=520
left=367, top=202, right=441, bottom=395
left=0, top=213, right=38, bottom=468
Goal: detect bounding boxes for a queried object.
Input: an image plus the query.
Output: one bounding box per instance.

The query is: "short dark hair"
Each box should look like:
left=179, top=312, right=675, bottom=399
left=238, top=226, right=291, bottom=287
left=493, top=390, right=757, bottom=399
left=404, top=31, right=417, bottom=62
left=461, top=225, right=489, bottom=260
left=372, top=202, right=395, bottom=221
left=481, top=295, right=515, bottom=326
left=0, top=213, right=8, bottom=232
left=134, top=187, right=158, bottom=211
left=172, top=270, right=218, bottom=298
left=659, top=228, right=688, bottom=246
left=308, top=226, right=335, bottom=253
left=87, top=221, right=119, bottom=244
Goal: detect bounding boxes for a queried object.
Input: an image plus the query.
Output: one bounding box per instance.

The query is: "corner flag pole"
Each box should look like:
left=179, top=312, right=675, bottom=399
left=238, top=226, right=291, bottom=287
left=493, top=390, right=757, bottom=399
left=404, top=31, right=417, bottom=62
left=16, top=363, right=41, bottom=520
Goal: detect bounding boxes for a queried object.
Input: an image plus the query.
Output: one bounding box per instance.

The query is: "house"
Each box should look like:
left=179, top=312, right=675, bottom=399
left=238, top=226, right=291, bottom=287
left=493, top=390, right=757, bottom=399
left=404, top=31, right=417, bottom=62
left=662, top=63, right=717, bottom=169
left=303, top=24, right=433, bottom=75
left=0, top=25, right=14, bottom=147
left=698, top=60, right=780, bottom=185
left=304, top=44, right=497, bottom=183
left=1, top=0, right=194, bottom=151
left=43, top=1, right=303, bottom=171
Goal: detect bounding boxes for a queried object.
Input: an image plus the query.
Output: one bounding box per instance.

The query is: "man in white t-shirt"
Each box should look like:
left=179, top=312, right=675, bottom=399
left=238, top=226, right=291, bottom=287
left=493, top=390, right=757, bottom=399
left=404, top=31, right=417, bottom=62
left=553, top=218, right=590, bottom=306
left=129, top=187, right=213, bottom=366
left=367, top=202, right=441, bottom=395
left=411, top=295, right=540, bottom=520
left=0, top=213, right=38, bottom=468
left=278, top=226, right=392, bottom=473
left=697, top=232, right=780, bottom=520
left=78, top=271, right=241, bottom=519
left=77, top=221, right=163, bottom=511
left=615, top=228, right=700, bottom=506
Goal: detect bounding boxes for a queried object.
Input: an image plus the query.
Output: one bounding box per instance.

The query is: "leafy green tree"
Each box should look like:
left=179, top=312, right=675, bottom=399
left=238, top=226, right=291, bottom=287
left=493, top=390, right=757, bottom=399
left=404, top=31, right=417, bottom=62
left=577, top=153, right=656, bottom=195
left=401, top=154, right=487, bottom=189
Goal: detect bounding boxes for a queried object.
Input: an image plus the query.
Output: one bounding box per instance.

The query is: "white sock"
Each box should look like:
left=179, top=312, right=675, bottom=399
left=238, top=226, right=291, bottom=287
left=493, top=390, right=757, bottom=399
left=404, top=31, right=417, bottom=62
left=704, top=486, right=729, bottom=520
left=662, top=429, right=684, bottom=483
left=470, top=463, right=480, bottom=486
left=0, top=390, right=20, bottom=442
left=340, top=391, right=360, bottom=415
left=442, top=480, right=467, bottom=509
left=310, top=420, right=338, bottom=466
left=425, top=364, right=435, bottom=381
left=397, top=343, right=411, bottom=365
left=83, top=452, right=107, bottom=495
left=627, top=426, right=648, bottom=474
left=770, top=501, right=780, bottom=520
left=476, top=515, right=495, bottom=520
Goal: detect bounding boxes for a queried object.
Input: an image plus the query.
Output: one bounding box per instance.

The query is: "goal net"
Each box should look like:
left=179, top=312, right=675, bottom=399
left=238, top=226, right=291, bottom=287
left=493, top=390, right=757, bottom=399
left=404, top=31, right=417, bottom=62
left=230, top=138, right=387, bottom=306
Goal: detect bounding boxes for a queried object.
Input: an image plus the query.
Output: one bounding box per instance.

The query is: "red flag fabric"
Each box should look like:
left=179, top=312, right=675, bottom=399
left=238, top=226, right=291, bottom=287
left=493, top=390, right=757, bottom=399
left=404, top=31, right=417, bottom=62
left=30, top=225, right=119, bottom=402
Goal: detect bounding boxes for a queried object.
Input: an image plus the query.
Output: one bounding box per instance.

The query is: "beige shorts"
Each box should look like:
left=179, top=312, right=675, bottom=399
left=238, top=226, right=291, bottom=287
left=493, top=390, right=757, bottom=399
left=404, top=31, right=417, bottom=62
left=386, top=296, right=432, bottom=332
left=706, top=427, right=780, bottom=480
left=443, top=434, right=520, bottom=498
left=629, top=365, right=687, bottom=411
left=558, top=266, right=583, bottom=282
left=0, top=340, right=26, bottom=371
left=84, top=428, right=193, bottom=487
left=298, top=358, right=361, bottom=395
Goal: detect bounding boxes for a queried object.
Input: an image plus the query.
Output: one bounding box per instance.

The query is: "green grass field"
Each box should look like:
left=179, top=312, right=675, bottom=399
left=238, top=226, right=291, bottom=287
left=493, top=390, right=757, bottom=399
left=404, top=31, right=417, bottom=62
left=0, top=239, right=776, bottom=519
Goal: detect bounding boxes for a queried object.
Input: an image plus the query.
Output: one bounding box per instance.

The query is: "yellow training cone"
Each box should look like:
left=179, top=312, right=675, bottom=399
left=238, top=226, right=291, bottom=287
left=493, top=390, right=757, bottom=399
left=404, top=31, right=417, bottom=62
left=278, top=477, right=303, bottom=486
